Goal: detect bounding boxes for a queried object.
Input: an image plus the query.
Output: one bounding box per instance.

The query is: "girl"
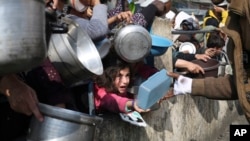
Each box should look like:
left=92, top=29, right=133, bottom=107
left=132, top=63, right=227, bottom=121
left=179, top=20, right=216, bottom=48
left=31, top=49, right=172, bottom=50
left=93, top=58, right=149, bottom=126
left=203, top=0, right=229, bottom=28
left=94, top=59, right=148, bottom=113
left=107, top=0, right=171, bottom=30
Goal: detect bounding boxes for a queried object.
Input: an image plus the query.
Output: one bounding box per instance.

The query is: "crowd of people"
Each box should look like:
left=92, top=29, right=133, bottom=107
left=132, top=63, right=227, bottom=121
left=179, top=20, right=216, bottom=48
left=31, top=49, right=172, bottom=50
left=1, top=0, right=250, bottom=140
left=168, top=0, right=250, bottom=125
left=0, top=0, right=170, bottom=139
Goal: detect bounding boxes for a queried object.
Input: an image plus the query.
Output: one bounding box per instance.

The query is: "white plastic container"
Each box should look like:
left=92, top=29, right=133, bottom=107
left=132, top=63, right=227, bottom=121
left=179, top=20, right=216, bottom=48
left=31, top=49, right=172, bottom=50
left=136, top=69, right=172, bottom=110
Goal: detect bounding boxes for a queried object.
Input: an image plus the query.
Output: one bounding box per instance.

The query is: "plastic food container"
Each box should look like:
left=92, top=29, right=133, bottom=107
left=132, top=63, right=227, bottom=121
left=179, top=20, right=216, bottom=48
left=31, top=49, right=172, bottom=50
left=136, top=69, right=172, bottom=110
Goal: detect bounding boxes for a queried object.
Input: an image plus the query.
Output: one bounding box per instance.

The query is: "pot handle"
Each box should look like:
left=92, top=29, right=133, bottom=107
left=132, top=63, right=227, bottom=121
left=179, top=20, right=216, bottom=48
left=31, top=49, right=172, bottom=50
left=49, top=22, right=68, bottom=33
left=110, top=21, right=135, bottom=34
left=45, top=3, right=69, bottom=34
left=108, top=22, right=136, bottom=39
left=220, top=51, right=230, bottom=65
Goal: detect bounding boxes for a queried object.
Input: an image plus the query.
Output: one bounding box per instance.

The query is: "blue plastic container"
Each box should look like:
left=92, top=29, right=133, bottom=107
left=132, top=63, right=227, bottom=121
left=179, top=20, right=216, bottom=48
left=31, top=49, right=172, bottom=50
left=136, top=69, right=172, bottom=110
left=150, top=34, right=173, bottom=56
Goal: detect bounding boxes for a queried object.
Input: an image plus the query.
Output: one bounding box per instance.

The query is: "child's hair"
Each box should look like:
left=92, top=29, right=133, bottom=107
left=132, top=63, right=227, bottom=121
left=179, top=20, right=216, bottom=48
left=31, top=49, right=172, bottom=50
left=94, top=57, right=133, bottom=93
left=206, top=31, right=225, bottom=48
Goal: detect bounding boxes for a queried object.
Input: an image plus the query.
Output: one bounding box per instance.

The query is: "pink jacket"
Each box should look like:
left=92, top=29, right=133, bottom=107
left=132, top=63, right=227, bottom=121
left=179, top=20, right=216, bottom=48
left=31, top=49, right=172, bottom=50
left=94, top=84, right=133, bottom=113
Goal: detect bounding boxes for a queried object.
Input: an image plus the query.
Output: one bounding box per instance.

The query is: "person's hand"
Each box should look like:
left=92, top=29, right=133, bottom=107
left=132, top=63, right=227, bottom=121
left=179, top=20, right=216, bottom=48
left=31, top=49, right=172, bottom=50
left=214, top=5, right=226, bottom=13
left=167, top=72, right=193, bottom=95
left=108, top=11, right=132, bottom=25
left=152, top=0, right=165, bottom=16
left=205, top=48, right=217, bottom=57
left=133, top=101, right=150, bottom=113
left=86, top=7, right=93, bottom=17
left=159, top=87, right=174, bottom=103
left=186, top=61, right=205, bottom=74
left=167, top=71, right=180, bottom=79
left=175, top=59, right=204, bottom=74
left=45, top=0, right=64, bottom=10
left=195, top=54, right=211, bottom=61
left=116, top=11, right=133, bottom=24
left=0, top=75, right=43, bottom=122
left=51, top=0, right=59, bottom=9
left=82, top=7, right=93, bottom=18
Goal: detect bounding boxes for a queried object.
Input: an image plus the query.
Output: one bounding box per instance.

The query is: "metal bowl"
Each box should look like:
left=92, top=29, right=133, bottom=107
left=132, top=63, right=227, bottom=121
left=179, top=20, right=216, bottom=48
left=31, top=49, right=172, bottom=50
left=27, top=103, right=103, bottom=141
left=114, top=24, right=152, bottom=63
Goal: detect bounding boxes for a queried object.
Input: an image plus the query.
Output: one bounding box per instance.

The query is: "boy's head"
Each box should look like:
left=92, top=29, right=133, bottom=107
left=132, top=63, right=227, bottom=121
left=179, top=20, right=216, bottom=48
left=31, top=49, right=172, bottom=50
left=207, top=31, right=225, bottom=49
left=206, top=31, right=225, bottom=56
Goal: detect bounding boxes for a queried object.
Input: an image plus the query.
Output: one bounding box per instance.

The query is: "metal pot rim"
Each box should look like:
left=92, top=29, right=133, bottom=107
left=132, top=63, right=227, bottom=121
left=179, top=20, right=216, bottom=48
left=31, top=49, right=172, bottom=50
left=38, top=103, right=103, bottom=125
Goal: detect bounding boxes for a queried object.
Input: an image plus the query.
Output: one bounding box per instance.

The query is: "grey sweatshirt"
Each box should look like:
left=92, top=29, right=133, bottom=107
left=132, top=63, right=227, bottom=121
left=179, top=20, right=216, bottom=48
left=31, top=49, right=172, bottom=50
left=67, top=4, right=109, bottom=41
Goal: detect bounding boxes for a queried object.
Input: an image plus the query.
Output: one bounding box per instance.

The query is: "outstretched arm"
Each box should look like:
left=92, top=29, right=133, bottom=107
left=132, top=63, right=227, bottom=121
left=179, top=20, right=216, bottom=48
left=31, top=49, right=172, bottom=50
left=0, top=74, right=43, bottom=122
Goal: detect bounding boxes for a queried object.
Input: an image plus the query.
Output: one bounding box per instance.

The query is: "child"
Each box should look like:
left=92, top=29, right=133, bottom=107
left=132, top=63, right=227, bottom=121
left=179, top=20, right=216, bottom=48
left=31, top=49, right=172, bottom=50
left=107, top=0, right=171, bottom=30
left=204, top=31, right=225, bottom=58
left=203, top=0, right=229, bottom=28
left=204, top=31, right=232, bottom=76
left=93, top=58, right=150, bottom=127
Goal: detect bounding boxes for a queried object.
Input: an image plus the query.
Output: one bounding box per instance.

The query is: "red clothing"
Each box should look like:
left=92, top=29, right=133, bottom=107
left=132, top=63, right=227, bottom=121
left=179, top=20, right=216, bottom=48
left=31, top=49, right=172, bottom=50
left=94, top=84, right=133, bottom=113
left=93, top=63, right=158, bottom=114
left=26, top=58, right=72, bottom=106
left=135, top=62, right=158, bottom=79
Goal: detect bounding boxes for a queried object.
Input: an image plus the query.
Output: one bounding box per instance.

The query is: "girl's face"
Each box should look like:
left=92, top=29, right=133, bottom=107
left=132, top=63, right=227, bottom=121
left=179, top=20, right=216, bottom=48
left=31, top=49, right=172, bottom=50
left=114, top=67, right=130, bottom=94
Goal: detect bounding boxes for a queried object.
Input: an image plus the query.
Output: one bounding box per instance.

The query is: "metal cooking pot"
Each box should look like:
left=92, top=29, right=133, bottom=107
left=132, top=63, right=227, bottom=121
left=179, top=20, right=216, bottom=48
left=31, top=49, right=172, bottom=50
left=0, top=0, right=46, bottom=75
left=48, top=18, right=103, bottom=85
left=94, top=38, right=111, bottom=59
left=113, top=24, right=152, bottom=63
left=27, top=103, right=103, bottom=141
left=190, top=59, right=220, bottom=78
left=177, top=59, right=220, bottom=78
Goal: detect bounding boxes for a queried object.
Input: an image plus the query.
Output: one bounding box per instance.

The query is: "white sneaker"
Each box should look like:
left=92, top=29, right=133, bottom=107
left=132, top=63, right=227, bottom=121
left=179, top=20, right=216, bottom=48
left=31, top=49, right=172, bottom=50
left=119, top=111, right=147, bottom=127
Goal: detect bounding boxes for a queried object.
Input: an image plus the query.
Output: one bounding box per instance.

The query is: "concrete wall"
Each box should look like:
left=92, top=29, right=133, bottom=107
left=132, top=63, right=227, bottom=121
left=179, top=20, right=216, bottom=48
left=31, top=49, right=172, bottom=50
left=94, top=97, right=243, bottom=141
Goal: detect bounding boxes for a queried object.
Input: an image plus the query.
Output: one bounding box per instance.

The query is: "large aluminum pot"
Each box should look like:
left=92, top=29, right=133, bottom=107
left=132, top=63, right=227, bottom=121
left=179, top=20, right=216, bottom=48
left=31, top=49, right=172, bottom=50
left=0, top=0, right=46, bottom=75
left=114, top=24, right=152, bottom=63
left=27, top=103, right=103, bottom=141
left=94, top=38, right=111, bottom=59
left=48, top=18, right=103, bottom=85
